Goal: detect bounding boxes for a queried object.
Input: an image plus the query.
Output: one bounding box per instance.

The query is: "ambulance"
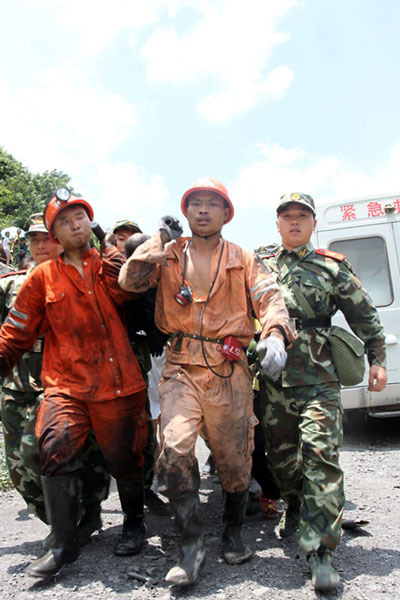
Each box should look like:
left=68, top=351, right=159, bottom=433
left=312, top=192, right=400, bottom=416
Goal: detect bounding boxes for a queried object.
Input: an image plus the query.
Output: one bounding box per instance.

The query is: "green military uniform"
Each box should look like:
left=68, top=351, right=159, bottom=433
left=0, top=267, right=110, bottom=524
left=259, top=239, right=386, bottom=554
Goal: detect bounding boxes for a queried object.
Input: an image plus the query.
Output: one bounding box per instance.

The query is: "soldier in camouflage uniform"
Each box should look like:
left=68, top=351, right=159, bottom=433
left=0, top=213, right=110, bottom=545
left=258, top=193, right=387, bottom=593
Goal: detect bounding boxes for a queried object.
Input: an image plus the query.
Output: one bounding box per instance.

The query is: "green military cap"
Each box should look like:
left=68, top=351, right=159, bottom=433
left=112, top=219, right=142, bottom=234
left=277, top=192, right=316, bottom=216
left=28, top=213, right=48, bottom=234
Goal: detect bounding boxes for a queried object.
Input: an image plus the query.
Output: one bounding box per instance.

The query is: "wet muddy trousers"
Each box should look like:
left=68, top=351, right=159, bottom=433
left=25, top=474, right=80, bottom=579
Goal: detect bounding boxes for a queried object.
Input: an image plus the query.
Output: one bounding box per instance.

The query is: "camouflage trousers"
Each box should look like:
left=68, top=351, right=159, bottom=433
left=261, top=380, right=344, bottom=553
left=1, top=388, right=111, bottom=524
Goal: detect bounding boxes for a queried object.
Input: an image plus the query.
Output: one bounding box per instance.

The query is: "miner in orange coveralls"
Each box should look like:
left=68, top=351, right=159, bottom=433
left=119, top=177, right=294, bottom=586
left=0, top=189, right=148, bottom=580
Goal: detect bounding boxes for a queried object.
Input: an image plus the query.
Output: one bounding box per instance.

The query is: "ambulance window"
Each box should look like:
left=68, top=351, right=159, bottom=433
left=330, top=237, right=393, bottom=307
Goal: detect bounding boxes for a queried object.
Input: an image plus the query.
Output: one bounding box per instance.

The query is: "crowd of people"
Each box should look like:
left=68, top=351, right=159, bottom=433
left=0, top=228, right=29, bottom=269
left=0, top=179, right=387, bottom=593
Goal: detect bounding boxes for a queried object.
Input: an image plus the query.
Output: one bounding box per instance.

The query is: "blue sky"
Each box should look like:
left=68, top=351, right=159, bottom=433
left=1, top=0, right=399, bottom=248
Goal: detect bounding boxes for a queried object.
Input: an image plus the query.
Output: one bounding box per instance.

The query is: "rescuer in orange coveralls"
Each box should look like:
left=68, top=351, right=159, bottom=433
left=0, top=189, right=148, bottom=580
left=119, top=177, right=294, bottom=586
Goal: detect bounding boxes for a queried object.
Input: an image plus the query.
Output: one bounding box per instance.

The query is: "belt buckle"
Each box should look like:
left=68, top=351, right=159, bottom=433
left=289, top=318, right=299, bottom=333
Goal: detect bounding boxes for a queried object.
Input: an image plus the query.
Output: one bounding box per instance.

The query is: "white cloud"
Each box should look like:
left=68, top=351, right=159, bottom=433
left=198, top=65, right=294, bottom=123
left=29, top=0, right=173, bottom=57
left=95, top=161, right=172, bottom=233
left=141, top=0, right=297, bottom=122
left=225, top=141, right=400, bottom=247
left=21, top=1, right=297, bottom=122
left=0, top=63, right=137, bottom=175
left=230, top=142, right=400, bottom=211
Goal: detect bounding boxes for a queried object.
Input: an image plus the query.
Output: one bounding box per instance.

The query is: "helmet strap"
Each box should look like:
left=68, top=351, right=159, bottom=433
left=192, top=230, right=221, bottom=242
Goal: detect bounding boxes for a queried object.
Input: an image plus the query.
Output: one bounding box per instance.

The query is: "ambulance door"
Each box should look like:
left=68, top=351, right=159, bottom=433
left=317, top=223, right=400, bottom=413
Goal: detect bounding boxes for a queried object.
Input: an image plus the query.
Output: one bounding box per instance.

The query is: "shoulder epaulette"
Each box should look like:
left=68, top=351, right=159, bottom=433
left=315, top=248, right=346, bottom=261
left=256, top=244, right=279, bottom=259
left=0, top=269, right=27, bottom=279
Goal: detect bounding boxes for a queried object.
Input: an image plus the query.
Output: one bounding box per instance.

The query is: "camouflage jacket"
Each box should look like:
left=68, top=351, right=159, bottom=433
left=260, top=241, right=386, bottom=387
left=0, top=267, right=43, bottom=392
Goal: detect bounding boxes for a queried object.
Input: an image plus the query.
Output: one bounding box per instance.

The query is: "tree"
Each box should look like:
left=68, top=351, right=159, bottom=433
left=0, top=147, right=72, bottom=231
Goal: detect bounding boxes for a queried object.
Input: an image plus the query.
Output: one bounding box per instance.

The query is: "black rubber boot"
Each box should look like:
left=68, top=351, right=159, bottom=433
left=165, top=493, right=206, bottom=586
left=76, top=502, right=102, bottom=546
left=114, top=478, right=146, bottom=556
left=25, top=474, right=80, bottom=579
left=222, top=490, right=253, bottom=565
left=278, top=504, right=300, bottom=538
left=43, top=503, right=102, bottom=551
left=144, top=488, right=170, bottom=516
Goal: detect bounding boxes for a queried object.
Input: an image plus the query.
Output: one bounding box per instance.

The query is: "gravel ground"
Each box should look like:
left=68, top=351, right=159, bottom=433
left=1, top=413, right=400, bottom=599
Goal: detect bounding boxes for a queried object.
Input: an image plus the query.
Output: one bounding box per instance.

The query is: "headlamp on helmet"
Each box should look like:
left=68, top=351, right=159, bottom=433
left=55, top=187, right=71, bottom=202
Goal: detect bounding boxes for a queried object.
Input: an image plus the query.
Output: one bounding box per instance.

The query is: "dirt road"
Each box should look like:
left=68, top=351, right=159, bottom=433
left=1, top=414, right=399, bottom=599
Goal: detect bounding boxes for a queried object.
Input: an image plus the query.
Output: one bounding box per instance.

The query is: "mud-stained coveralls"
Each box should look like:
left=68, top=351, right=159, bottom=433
left=0, top=267, right=110, bottom=523
left=0, top=247, right=147, bottom=481
left=259, top=241, right=386, bottom=554
left=118, top=232, right=293, bottom=497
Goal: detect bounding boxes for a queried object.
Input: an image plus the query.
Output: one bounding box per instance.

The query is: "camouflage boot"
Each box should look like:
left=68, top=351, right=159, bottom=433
left=308, top=547, right=340, bottom=592
left=278, top=504, right=300, bottom=538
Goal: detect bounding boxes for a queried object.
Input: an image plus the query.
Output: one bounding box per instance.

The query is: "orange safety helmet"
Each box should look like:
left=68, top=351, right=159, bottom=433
left=181, top=176, right=234, bottom=224
left=44, top=188, right=94, bottom=243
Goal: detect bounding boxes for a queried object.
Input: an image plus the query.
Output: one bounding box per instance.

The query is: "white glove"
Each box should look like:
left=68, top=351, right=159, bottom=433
left=158, top=215, right=183, bottom=241
left=257, top=336, right=287, bottom=381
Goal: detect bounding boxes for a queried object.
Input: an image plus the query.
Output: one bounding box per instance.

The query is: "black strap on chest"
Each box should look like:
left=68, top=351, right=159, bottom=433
left=295, top=317, right=332, bottom=330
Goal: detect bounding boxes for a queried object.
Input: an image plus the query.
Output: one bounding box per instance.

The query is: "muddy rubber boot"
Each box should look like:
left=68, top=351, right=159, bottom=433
left=25, top=474, right=80, bottom=579
left=165, top=493, right=206, bottom=586
left=144, top=488, right=170, bottom=516
left=308, top=548, right=340, bottom=592
left=245, top=478, right=261, bottom=516
left=76, top=502, right=102, bottom=547
left=114, top=478, right=146, bottom=556
left=222, top=490, right=253, bottom=565
left=278, top=504, right=300, bottom=538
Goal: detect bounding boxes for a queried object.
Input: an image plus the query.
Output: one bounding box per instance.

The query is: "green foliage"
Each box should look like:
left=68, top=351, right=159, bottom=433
left=0, top=146, right=72, bottom=231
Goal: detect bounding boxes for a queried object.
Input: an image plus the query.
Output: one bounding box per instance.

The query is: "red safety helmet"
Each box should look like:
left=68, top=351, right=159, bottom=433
left=181, top=176, right=234, bottom=224
left=44, top=188, right=94, bottom=243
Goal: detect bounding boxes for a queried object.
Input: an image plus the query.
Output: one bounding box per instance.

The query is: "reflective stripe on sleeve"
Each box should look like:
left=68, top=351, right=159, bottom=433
left=5, top=316, right=26, bottom=330
left=10, top=307, right=28, bottom=321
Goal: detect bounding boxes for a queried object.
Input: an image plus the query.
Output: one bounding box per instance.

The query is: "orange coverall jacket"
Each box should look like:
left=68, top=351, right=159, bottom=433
left=0, top=247, right=145, bottom=401
left=119, top=233, right=293, bottom=363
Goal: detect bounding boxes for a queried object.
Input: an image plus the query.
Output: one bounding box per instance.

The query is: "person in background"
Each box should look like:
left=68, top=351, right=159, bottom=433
left=112, top=219, right=142, bottom=254
left=3, top=231, right=11, bottom=263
